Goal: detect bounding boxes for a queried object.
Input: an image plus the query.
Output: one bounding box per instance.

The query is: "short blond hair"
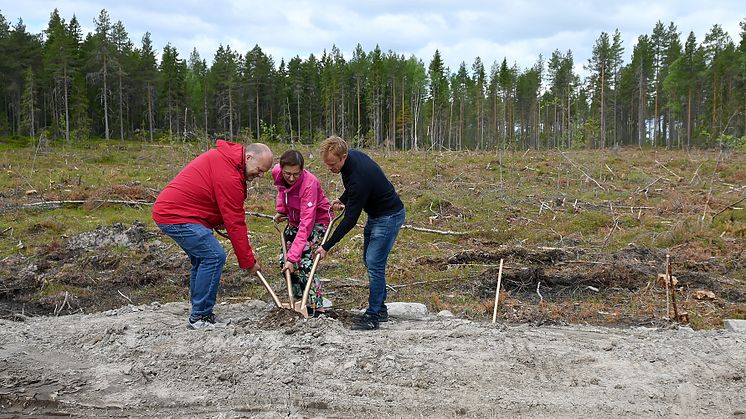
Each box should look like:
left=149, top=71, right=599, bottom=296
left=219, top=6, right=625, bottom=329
left=320, top=136, right=348, bottom=159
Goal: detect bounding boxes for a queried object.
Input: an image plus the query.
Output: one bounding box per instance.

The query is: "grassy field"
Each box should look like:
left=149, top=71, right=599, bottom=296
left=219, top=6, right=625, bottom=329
left=1, top=138, right=744, bottom=329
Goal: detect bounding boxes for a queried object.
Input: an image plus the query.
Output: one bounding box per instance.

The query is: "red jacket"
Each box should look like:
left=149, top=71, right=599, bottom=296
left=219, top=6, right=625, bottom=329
left=153, top=140, right=256, bottom=268
left=272, top=164, right=331, bottom=262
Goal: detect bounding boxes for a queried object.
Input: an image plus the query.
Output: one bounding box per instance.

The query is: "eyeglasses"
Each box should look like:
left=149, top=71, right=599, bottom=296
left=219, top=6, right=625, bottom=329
left=282, top=170, right=301, bottom=179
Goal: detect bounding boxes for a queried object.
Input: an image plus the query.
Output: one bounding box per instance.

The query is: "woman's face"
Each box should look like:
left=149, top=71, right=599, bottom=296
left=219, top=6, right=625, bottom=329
left=281, top=164, right=302, bottom=185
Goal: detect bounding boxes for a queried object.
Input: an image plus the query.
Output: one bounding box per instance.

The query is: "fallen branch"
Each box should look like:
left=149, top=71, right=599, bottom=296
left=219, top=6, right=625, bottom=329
left=689, top=162, right=704, bottom=185
left=559, top=151, right=605, bottom=190
left=401, top=224, right=469, bottom=235
left=636, top=176, right=662, bottom=194
left=248, top=209, right=469, bottom=235
left=22, top=202, right=464, bottom=236
left=602, top=202, right=621, bottom=248
left=655, top=160, right=683, bottom=181
left=20, top=199, right=153, bottom=209
left=702, top=150, right=723, bottom=222
left=712, top=195, right=746, bottom=219
left=388, top=276, right=463, bottom=289
left=246, top=211, right=274, bottom=220
left=118, top=290, right=133, bottom=304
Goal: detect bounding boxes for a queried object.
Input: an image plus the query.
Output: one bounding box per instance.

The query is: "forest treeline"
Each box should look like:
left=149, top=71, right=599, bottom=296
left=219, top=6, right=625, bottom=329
left=1, top=8, right=745, bottom=150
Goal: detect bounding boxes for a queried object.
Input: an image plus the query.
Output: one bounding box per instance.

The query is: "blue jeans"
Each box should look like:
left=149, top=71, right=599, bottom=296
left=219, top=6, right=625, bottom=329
left=362, top=207, right=405, bottom=318
left=157, top=223, right=226, bottom=320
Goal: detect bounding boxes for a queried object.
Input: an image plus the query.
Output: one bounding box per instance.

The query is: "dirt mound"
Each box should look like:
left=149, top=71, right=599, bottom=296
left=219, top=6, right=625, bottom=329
left=65, top=220, right=157, bottom=251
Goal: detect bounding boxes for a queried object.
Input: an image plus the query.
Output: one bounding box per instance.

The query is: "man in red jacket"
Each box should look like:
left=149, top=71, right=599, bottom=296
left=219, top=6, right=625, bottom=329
left=153, top=140, right=273, bottom=330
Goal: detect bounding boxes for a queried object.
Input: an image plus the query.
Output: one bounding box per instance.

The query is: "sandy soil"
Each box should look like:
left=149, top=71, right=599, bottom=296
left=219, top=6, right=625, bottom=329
left=1, top=300, right=744, bottom=418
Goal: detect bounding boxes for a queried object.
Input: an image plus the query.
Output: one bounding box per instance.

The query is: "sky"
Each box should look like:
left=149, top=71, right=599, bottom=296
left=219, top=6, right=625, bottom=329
left=3, top=0, right=744, bottom=78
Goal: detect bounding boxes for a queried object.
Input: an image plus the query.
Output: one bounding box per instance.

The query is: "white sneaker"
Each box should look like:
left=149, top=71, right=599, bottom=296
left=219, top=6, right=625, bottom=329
left=187, top=313, right=230, bottom=330
left=187, top=318, right=215, bottom=330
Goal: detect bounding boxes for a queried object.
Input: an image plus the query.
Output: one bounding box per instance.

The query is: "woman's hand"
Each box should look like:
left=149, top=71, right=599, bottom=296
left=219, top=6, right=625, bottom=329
left=281, top=260, right=296, bottom=274
left=273, top=213, right=288, bottom=223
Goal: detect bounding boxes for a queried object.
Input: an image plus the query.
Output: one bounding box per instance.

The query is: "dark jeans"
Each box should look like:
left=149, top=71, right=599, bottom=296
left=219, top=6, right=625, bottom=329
left=362, top=207, right=405, bottom=318
left=157, top=223, right=226, bottom=320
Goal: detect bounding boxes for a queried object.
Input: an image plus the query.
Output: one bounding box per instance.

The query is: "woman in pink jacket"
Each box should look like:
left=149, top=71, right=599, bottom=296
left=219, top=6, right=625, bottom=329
left=272, top=150, right=332, bottom=313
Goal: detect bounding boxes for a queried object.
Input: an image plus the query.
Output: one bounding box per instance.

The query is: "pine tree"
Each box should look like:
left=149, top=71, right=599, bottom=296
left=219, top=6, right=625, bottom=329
left=210, top=44, right=240, bottom=137
left=20, top=67, right=37, bottom=137
left=701, top=24, right=734, bottom=142
left=110, top=20, right=132, bottom=140
left=471, top=57, right=486, bottom=149
left=427, top=50, right=448, bottom=149
left=187, top=48, right=209, bottom=143
left=5, top=18, right=43, bottom=136
left=131, top=32, right=158, bottom=141
left=87, top=9, right=115, bottom=139
left=160, top=43, right=186, bottom=139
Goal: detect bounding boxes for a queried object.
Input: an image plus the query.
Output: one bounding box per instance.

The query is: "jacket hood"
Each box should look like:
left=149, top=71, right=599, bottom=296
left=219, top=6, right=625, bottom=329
left=216, top=139, right=246, bottom=178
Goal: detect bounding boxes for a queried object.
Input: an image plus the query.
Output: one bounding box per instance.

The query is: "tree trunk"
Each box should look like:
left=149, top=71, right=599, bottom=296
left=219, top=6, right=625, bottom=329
left=118, top=71, right=124, bottom=140
left=203, top=80, right=208, bottom=144
left=638, top=62, right=645, bottom=148
left=103, top=54, right=110, bottom=140
left=654, top=71, right=659, bottom=147
left=147, top=82, right=154, bottom=142
left=228, top=85, right=234, bottom=137
left=356, top=78, right=361, bottom=143
left=600, top=63, right=605, bottom=149
left=63, top=64, right=70, bottom=143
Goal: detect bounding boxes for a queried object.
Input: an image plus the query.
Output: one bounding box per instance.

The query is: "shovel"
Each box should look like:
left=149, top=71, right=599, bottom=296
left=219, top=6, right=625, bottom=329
left=213, top=226, right=284, bottom=309
left=299, top=208, right=344, bottom=315
left=255, top=271, right=283, bottom=308
left=215, top=223, right=294, bottom=317
left=273, top=220, right=295, bottom=308
left=251, top=209, right=344, bottom=318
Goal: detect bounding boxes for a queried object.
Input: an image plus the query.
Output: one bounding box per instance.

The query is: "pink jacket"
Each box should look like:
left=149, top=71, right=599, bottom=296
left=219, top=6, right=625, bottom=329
left=272, top=164, right=331, bottom=262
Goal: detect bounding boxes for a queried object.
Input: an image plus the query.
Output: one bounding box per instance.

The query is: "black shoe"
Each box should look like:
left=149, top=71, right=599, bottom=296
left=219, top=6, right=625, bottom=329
left=378, top=309, right=389, bottom=322
left=351, top=313, right=379, bottom=330
left=361, top=306, right=388, bottom=322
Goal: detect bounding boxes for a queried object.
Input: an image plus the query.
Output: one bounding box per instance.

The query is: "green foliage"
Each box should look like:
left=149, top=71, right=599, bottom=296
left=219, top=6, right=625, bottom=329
left=569, top=211, right=612, bottom=235
left=717, top=134, right=746, bottom=149
left=258, top=121, right=281, bottom=143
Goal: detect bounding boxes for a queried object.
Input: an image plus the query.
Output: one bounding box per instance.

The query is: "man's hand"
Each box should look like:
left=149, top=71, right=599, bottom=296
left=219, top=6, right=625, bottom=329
left=281, top=260, right=296, bottom=274
left=331, top=199, right=345, bottom=212
left=313, top=247, right=327, bottom=261
left=247, top=262, right=261, bottom=276
left=273, top=213, right=288, bottom=223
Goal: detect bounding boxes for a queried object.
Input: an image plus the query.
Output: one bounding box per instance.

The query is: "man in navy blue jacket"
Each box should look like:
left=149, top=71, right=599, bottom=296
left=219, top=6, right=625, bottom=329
left=314, top=136, right=406, bottom=330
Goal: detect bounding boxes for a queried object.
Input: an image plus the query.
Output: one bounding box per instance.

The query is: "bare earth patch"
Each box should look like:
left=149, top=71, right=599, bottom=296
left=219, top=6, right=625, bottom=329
left=1, top=222, right=745, bottom=416
left=1, top=301, right=745, bottom=417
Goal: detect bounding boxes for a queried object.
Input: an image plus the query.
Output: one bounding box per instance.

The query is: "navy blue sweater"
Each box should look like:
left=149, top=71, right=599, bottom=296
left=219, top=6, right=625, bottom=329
left=322, top=150, right=404, bottom=251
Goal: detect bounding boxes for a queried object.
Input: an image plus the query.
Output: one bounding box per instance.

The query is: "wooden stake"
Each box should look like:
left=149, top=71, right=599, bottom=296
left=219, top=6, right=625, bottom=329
left=668, top=255, right=680, bottom=322
left=492, top=259, right=504, bottom=324
left=665, top=255, right=670, bottom=319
